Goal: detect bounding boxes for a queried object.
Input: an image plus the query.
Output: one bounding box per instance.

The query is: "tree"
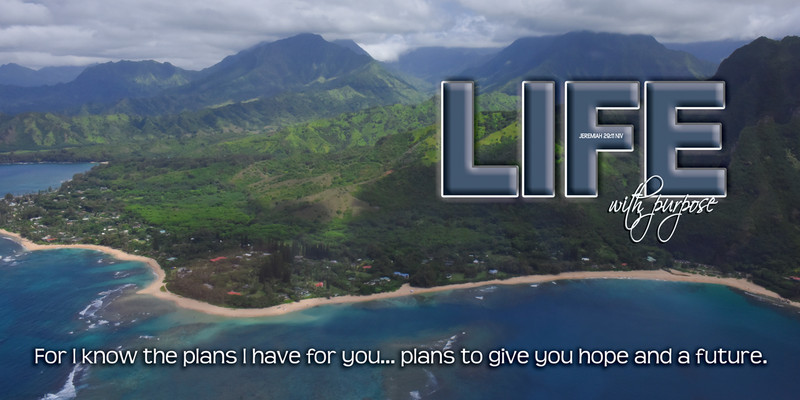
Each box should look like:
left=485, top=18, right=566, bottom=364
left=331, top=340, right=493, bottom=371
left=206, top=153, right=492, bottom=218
left=410, top=269, right=437, bottom=288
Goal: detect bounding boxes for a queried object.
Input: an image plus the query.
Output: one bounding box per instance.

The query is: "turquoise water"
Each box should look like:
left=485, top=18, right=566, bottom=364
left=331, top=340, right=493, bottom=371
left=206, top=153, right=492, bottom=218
left=2, top=236, right=800, bottom=399
left=0, top=163, right=97, bottom=196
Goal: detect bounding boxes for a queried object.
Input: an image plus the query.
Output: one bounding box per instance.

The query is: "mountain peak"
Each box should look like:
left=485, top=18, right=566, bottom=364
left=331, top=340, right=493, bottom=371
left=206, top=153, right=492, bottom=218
left=246, top=33, right=327, bottom=51
left=75, top=60, right=190, bottom=82
left=284, top=32, right=325, bottom=41
left=332, top=39, right=371, bottom=57
left=63, top=59, right=195, bottom=101
left=187, top=32, right=377, bottom=104
left=465, top=30, right=714, bottom=93
left=713, top=35, right=800, bottom=141
left=563, top=30, right=658, bottom=41
left=0, top=63, right=88, bottom=88
left=0, top=63, right=31, bottom=71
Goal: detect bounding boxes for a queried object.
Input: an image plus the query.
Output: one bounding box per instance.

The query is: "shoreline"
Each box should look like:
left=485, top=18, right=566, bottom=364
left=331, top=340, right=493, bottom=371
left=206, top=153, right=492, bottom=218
left=3, top=228, right=799, bottom=317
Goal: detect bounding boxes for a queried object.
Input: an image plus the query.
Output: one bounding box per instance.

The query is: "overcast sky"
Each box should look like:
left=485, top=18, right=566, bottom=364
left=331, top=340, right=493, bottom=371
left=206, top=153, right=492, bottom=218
left=1, top=0, right=799, bottom=70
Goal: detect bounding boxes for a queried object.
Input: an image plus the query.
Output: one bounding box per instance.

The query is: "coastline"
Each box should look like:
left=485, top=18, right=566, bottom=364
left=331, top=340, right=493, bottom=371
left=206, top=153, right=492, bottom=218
left=3, top=228, right=799, bottom=317
left=0, top=228, right=166, bottom=294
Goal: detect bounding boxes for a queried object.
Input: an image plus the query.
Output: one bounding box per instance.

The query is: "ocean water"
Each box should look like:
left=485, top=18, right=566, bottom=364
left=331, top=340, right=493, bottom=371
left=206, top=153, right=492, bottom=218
left=2, top=236, right=800, bottom=399
left=0, top=163, right=97, bottom=196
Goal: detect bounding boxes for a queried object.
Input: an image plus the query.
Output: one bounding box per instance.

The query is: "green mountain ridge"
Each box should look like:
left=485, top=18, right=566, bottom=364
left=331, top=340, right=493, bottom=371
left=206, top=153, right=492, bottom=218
left=463, top=31, right=716, bottom=93
left=0, top=60, right=196, bottom=114
left=113, top=34, right=424, bottom=115
left=0, top=31, right=719, bottom=118
left=713, top=36, right=800, bottom=151
left=3, top=34, right=800, bottom=306
left=0, top=63, right=87, bottom=87
left=0, top=34, right=425, bottom=118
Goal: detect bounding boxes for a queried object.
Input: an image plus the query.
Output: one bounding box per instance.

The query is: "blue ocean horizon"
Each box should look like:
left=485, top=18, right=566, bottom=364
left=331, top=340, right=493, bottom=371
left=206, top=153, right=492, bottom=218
left=2, top=235, right=800, bottom=400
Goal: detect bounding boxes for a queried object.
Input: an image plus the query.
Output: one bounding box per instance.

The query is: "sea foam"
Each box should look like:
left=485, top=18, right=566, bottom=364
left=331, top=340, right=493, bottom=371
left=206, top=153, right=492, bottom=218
left=40, top=364, right=88, bottom=400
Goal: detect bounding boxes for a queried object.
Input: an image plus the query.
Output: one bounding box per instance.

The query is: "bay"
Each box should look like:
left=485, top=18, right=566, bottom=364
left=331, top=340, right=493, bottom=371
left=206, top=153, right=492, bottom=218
left=2, top=237, right=800, bottom=399
left=0, top=163, right=96, bottom=196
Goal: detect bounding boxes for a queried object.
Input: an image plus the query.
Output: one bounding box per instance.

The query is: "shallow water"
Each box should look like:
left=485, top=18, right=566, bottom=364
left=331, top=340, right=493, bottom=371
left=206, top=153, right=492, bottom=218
left=2, top=236, right=800, bottom=399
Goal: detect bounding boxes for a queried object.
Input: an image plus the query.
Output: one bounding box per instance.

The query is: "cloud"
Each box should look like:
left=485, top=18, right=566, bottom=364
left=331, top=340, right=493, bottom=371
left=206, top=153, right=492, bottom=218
left=452, top=0, right=800, bottom=42
left=0, top=0, right=51, bottom=25
left=0, top=0, right=798, bottom=69
left=358, top=35, right=411, bottom=62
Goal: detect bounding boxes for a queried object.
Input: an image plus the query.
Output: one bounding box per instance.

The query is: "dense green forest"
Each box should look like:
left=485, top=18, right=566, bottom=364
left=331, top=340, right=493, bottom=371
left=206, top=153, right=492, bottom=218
left=0, top=99, right=671, bottom=306
left=2, top=33, right=800, bottom=308
left=5, top=96, right=798, bottom=307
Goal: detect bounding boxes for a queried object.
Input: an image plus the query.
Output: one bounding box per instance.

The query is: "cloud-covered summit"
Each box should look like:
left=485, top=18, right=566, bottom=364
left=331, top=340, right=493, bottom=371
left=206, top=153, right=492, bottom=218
left=0, top=0, right=797, bottom=69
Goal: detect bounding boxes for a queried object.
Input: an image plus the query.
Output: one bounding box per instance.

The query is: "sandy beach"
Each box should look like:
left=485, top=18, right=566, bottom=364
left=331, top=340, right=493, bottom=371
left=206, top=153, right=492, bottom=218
left=3, top=228, right=799, bottom=317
